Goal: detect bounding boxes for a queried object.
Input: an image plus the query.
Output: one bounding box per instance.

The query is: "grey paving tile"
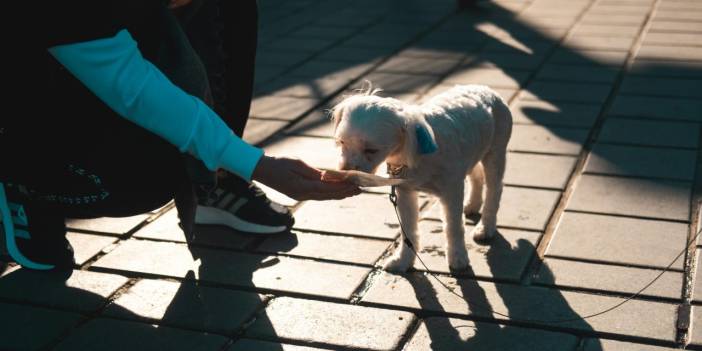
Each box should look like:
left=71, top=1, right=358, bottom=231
left=465, top=52, right=546, bottom=70
left=419, top=30, right=487, bottom=48
left=283, top=109, right=334, bottom=137
left=290, top=25, right=359, bottom=40
left=66, top=215, right=148, bottom=235
left=495, top=186, right=561, bottom=231
left=629, top=60, right=702, bottom=79
left=254, top=65, right=290, bottom=86
left=649, top=20, right=702, bottom=33
left=0, top=269, right=128, bottom=312
left=256, top=50, right=314, bottom=67
left=637, top=45, right=702, bottom=61
left=396, top=47, right=468, bottom=60
left=287, top=60, right=373, bottom=80
left=250, top=96, right=321, bottom=121
left=493, top=88, right=519, bottom=102
left=341, top=34, right=414, bottom=51
left=243, top=118, right=288, bottom=145
left=534, top=258, right=682, bottom=299
left=318, top=46, right=394, bottom=63
left=423, top=186, right=561, bottom=231
left=257, top=231, right=390, bottom=265
left=589, top=4, right=652, bottom=14
left=609, top=95, right=702, bottom=121
left=508, top=124, right=589, bottom=155
left=483, top=38, right=556, bottom=57
left=93, top=240, right=370, bottom=300
left=511, top=100, right=601, bottom=128
left=54, top=318, right=228, bottom=351
left=654, top=9, right=702, bottom=21
left=620, top=76, right=702, bottom=98
left=133, top=209, right=257, bottom=250
left=264, top=136, right=338, bottom=170
left=405, top=317, right=578, bottom=351
left=293, top=193, right=400, bottom=239
left=567, top=175, right=691, bottom=221
left=505, top=153, right=577, bottom=189
left=585, top=144, right=697, bottom=181
left=257, top=75, right=350, bottom=99
left=690, top=250, right=702, bottom=303
left=105, top=279, right=266, bottom=333
left=598, top=118, right=700, bottom=148
left=262, top=37, right=336, bottom=53
left=377, top=56, right=462, bottom=76
left=536, top=64, right=619, bottom=84
left=643, top=32, right=702, bottom=47
left=565, top=35, right=636, bottom=51
left=0, top=302, right=82, bottom=351
left=571, top=24, right=641, bottom=37
left=443, top=67, right=530, bottom=88
left=361, top=272, right=678, bottom=341
left=583, top=338, right=680, bottom=351
left=398, top=220, right=540, bottom=282
left=657, top=1, right=702, bottom=11
left=67, top=232, right=119, bottom=265
left=247, top=297, right=414, bottom=351
left=549, top=48, right=629, bottom=66
left=360, top=72, right=440, bottom=94
left=520, top=81, right=612, bottom=103
left=580, top=13, right=647, bottom=25
left=519, top=16, right=579, bottom=29
left=547, top=212, right=689, bottom=269
left=229, top=339, right=334, bottom=351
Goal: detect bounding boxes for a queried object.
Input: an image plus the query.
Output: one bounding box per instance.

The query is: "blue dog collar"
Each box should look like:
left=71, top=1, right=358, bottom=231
left=415, top=124, right=438, bottom=154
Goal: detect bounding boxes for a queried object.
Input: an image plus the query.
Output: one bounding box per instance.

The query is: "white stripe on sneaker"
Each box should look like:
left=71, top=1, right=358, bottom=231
left=194, top=204, right=287, bottom=234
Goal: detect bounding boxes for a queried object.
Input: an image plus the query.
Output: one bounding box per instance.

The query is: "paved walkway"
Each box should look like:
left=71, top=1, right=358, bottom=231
left=3, top=0, right=702, bottom=350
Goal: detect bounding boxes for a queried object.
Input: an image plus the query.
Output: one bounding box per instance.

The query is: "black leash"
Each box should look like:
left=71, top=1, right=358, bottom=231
left=389, top=185, right=699, bottom=324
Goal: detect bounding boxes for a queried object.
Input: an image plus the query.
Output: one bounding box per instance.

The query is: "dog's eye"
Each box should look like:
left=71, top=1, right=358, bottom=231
left=364, top=148, right=379, bottom=155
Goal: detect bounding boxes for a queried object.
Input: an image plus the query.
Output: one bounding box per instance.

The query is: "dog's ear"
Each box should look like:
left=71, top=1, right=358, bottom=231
left=330, top=105, right=343, bottom=133
left=400, top=117, right=437, bottom=168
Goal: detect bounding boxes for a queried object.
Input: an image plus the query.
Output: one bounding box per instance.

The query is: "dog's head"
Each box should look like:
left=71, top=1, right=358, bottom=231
left=330, top=83, right=437, bottom=174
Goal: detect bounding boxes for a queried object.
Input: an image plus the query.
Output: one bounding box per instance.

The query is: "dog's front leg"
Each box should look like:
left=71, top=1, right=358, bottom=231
left=383, top=187, right=419, bottom=273
left=440, top=181, right=469, bottom=271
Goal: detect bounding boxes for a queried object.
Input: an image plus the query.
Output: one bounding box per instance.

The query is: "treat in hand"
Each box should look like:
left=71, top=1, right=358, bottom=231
left=322, top=169, right=406, bottom=187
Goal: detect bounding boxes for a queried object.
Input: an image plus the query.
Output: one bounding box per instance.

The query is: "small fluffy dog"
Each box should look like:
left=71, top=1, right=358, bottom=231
left=331, top=83, right=512, bottom=272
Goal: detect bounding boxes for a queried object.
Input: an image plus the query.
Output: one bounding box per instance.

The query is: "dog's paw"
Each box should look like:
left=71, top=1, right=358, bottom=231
left=447, top=245, right=469, bottom=271
left=383, top=255, right=413, bottom=273
left=471, top=223, right=495, bottom=242
left=463, top=202, right=482, bottom=216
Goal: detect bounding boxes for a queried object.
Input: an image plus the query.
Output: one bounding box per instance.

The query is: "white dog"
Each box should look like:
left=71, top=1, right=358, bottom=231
left=331, top=83, right=512, bottom=272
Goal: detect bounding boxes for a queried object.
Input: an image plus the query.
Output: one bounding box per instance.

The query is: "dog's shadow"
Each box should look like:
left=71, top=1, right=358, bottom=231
left=405, top=231, right=603, bottom=350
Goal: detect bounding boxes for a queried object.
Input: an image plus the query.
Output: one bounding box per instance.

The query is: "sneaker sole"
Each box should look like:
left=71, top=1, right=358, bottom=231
left=194, top=205, right=289, bottom=234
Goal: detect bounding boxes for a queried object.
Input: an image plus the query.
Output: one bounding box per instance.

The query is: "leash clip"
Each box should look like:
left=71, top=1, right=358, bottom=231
left=389, top=185, right=398, bottom=205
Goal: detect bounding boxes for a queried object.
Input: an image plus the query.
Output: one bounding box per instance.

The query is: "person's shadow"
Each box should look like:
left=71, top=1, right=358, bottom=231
left=405, top=231, right=602, bottom=350
left=0, top=222, right=295, bottom=350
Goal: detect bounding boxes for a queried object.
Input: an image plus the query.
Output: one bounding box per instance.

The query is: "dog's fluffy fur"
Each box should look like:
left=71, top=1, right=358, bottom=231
left=331, top=83, right=512, bottom=272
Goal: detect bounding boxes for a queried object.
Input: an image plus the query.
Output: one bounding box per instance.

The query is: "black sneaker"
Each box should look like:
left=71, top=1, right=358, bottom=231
left=0, top=183, right=75, bottom=271
left=194, top=175, right=294, bottom=234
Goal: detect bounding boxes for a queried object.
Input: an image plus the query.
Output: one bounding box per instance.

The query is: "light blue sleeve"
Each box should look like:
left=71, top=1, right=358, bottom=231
left=47, top=29, right=263, bottom=181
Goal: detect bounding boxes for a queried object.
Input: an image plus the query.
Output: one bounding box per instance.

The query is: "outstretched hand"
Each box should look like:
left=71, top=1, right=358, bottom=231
left=252, top=155, right=361, bottom=201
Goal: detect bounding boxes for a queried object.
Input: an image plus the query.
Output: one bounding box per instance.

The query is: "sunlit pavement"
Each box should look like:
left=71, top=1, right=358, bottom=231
left=3, top=0, right=702, bottom=349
